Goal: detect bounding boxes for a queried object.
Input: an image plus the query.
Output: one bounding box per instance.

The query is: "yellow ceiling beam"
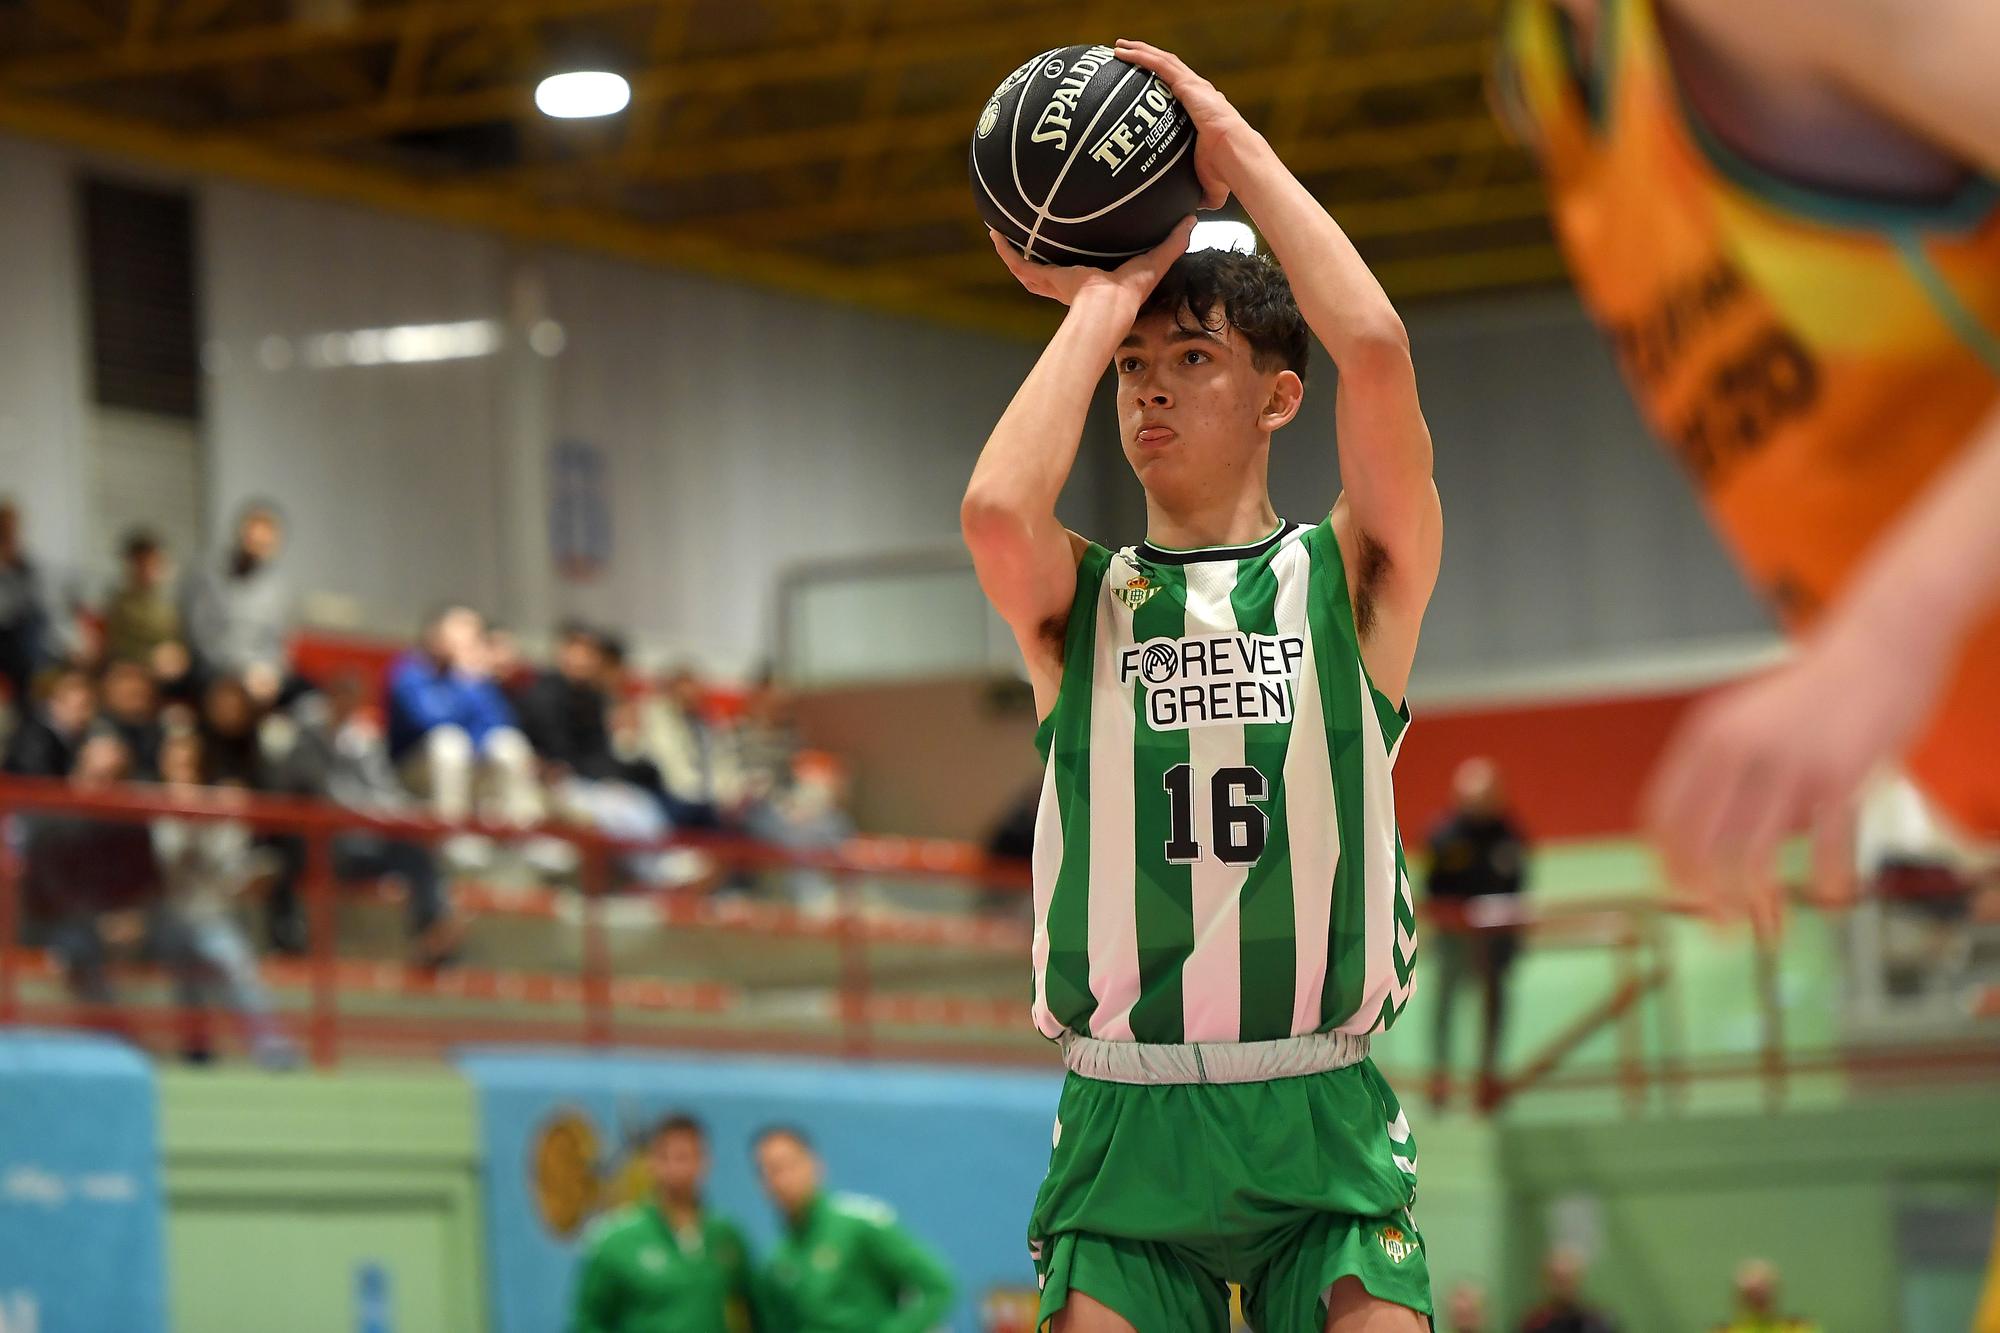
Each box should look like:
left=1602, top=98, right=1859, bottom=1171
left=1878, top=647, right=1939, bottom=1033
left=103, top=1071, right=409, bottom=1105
left=257, top=12, right=1092, bottom=144
left=383, top=2, right=437, bottom=108
left=167, top=0, right=252, bottom=36
left=946, top=239, right=1569, bottom=305
left=124, top=0, right=164, bottom=51
left=709, top=118, right=1519, bottom=244
left=262, top=10, right=1487, bottom=146
left=501, top=47, right=1499, bottom=197
left=0, top=90, right=1059, bottom=342
left=873, top=181, right=1550, bottom=289
left=0, top=0, right=652, bottom=88
left=27, top=0, right=118, bottom=45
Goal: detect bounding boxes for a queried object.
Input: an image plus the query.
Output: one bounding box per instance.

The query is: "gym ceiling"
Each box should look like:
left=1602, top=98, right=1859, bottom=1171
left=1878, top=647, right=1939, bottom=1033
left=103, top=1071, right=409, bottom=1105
left=0, top=0, right=1561, bottom=339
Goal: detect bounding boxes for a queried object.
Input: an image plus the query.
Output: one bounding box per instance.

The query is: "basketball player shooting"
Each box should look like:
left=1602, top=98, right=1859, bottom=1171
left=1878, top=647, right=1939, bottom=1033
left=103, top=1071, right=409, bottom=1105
left=962, top=39, right=1442, bottom=1333
left=1498, top=0, right=2000, bottom=930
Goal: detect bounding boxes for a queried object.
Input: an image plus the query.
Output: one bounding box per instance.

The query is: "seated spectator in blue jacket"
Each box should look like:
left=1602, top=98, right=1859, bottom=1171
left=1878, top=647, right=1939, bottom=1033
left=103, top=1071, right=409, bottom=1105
left=387, top=604, right=541, bottom=830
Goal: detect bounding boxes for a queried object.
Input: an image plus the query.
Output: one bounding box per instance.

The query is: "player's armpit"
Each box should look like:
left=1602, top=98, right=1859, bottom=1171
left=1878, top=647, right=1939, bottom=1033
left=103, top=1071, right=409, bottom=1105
left=1330, top=332, right=1444, bottom=613
left=961, top=513, right=1086, bottom=643
left=962, top=520, right=1090, bottom=711
left=1330, top=497, right=1437, bottom=707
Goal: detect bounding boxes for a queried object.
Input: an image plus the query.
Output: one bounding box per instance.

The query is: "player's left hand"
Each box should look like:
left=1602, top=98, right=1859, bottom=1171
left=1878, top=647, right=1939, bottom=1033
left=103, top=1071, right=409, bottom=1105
left=1641, top=627, right=1941, bottom=934
left=1113, top=39, right=1254, bottom=211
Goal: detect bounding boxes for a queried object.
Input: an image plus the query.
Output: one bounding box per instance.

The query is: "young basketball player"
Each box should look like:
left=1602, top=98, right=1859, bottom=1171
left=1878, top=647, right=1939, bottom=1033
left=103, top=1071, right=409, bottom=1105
left=1496, top=0, right=2000, bottom=924
left=961, top=39, right=1443, bottom=1333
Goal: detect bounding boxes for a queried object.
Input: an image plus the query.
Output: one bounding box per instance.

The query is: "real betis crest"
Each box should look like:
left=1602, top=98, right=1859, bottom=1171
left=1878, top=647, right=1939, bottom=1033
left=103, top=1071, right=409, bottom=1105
left=1378, top=1225, right=1414, bottom=1265
left=1113, top=575, right=1158, bottom=610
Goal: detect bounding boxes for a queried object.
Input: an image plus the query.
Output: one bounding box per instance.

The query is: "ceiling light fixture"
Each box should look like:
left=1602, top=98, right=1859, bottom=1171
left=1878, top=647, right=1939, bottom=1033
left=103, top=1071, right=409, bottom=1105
left=534, top=70, right=631, bottom=120
left=1188, top=220, right=1258, bottom=255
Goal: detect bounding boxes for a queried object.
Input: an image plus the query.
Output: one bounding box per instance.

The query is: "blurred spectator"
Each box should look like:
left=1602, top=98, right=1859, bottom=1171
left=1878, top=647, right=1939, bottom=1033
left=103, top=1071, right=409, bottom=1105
left=752, top=1125, right=954, bottom=1333
left=517, top=623, right=675, bottom=882
left=742, top=751, right=854, bottom=912
left=1446, top=1281, right=1491, bottom=1333
left=569, top=1114, right=758, bottom=1333
left=150, top=730, right=299, bottom=1068
left=596, top=632, right=680, bottom=807
left=721, top=671, right=851, bottom=907
left=0, top=497, right=51, bottom=709
left=515, top=622, right=627, bottom=783
left=276, top=677, right=459, bottom=967
left=734, top=667, right=803, bottom=807
left=484, top=622, right=531, bottom=692
left=1713, top=1259, right=1821, bottom=1333
left=980, top=782, right=1040, bottom=915
left=100, top=660, right=164, bottom=781
left=388, top=604, right=541, bottom=835
left=190, top=673, right=298, bottom=947
left=198, top=675, right=267, bottom=788
left=1518, top=1248, right=1619, bottom=1333
left=181, top=499, right=293, bottom=704
left=22, top=732, right=161, bottom=1033
left=628, top=664, right=739, bottom=830
left=104, top=528, right=182, bottom=668
left=3, top=669, right=97, bottom=778
left=1427, top=756, right=1530, bottom=1113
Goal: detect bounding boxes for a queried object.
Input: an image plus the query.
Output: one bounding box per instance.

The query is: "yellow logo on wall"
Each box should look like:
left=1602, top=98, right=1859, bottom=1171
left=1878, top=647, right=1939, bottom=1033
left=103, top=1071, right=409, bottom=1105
left=532, top=1108, right=653, bottom=1239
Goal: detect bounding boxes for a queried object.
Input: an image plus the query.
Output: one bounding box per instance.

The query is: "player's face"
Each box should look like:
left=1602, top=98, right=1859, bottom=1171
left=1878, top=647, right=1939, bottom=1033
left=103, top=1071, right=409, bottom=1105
left=754, top=1135, right=821, bottom=1216
left=648, top=1129, right=706, bottom=1201
left=239, top=512, right=283, bottom=562
left=1113, top=310, right=1292, bottom=505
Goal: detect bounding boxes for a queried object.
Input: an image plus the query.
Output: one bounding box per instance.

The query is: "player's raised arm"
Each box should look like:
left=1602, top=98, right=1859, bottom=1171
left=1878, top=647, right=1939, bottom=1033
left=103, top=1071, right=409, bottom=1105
left=961, top=218, right=1193, bottom=709
left=1116, top=41, right=1443, bottom=687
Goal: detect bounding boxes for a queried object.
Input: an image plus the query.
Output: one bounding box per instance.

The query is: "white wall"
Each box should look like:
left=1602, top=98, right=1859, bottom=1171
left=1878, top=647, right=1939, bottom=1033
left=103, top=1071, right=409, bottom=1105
left=539, top=249, right=1083, bottom=671
left=0, top=138, right=91, bottom=574
left=1399, top=290, right=1773, bottom=679
left=200, top=184, right=514, bottom=635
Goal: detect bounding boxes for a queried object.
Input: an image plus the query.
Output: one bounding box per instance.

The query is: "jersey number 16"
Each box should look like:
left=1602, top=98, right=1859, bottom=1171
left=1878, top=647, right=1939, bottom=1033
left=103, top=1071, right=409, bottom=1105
left=1163, top=763, right=1270, bottom=867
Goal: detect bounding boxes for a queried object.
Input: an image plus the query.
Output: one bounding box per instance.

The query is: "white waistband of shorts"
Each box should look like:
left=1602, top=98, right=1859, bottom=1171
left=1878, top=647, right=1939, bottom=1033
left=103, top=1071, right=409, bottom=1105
left=1059, top=1031, right=1370, bottom=1085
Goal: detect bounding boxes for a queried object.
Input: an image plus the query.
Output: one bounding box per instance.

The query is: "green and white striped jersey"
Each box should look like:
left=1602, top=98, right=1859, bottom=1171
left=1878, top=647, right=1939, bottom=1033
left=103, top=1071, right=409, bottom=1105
left=1030, top=518, right=1417, bottom=1045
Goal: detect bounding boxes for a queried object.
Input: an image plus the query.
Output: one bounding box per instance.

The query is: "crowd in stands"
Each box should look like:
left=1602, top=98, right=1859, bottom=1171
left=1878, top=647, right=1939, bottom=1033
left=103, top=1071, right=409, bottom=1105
left=0, top=494, right=853, bottom=1066
left=1442, top=1249, right=1823, bottom=1333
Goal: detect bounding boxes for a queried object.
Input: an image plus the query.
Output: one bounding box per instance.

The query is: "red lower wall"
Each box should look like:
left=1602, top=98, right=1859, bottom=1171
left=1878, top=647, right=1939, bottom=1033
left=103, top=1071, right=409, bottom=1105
left=1393, top=688, right=1706, bottom=844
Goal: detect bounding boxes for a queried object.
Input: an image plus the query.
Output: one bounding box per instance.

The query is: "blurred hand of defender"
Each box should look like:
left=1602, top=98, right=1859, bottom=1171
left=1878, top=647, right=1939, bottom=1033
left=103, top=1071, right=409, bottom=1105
left=1112, top=39, right=1255, bottom=211
left=988, top=215, right=1194, bottom=309
left=1643, top=625, right=1944, bottom=935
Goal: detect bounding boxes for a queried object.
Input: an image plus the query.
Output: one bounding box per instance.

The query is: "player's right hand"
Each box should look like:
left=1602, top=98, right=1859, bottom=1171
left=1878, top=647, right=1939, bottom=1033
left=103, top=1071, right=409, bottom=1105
left=988, top=215, right=1194, bottom=310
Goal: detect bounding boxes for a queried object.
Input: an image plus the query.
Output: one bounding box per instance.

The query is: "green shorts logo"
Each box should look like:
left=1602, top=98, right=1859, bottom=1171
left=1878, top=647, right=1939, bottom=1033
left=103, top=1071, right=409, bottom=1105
left=1378, top=1225, right=1413, bottom=1265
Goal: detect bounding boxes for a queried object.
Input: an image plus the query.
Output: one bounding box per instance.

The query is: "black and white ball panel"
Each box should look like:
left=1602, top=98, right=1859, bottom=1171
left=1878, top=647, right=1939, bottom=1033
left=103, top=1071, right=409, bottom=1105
left=970, top=43, right=1202, bottom=268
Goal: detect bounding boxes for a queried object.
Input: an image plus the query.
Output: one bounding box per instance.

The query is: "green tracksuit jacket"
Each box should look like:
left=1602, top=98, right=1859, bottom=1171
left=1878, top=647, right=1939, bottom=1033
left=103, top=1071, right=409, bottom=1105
left=759, top=1193, right=954, bottom=1333
left=571, top=1201, right=758, bottom=1333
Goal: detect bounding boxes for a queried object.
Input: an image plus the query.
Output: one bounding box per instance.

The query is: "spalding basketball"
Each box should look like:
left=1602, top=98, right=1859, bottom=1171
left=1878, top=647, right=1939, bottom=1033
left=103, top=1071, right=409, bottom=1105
left=970, top=44, right=1202, bottom=268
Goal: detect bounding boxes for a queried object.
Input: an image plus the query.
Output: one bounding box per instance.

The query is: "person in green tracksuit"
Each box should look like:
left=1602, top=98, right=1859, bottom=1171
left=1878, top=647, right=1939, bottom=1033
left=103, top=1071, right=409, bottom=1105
left=751, top=1125, right=955, bottom=1333
left=571, top=1113, right=760, bottom=1333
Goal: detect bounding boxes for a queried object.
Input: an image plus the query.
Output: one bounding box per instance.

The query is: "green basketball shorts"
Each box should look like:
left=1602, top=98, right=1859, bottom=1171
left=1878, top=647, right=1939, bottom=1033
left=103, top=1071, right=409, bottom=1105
left=1028, top=1035, right=1431, bottom=1332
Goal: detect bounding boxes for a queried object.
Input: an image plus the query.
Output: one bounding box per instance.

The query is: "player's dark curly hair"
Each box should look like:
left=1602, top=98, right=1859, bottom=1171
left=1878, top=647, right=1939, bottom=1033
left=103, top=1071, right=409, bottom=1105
left=1138, top=249, right=1310, bottom=381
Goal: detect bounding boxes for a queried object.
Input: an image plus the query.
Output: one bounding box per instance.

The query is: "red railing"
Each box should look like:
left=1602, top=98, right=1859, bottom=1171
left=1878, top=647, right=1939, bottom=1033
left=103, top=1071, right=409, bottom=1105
left=3, top=776, right=1994, bottom=1103
left=0, top=775, right=1035, bottom=1067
